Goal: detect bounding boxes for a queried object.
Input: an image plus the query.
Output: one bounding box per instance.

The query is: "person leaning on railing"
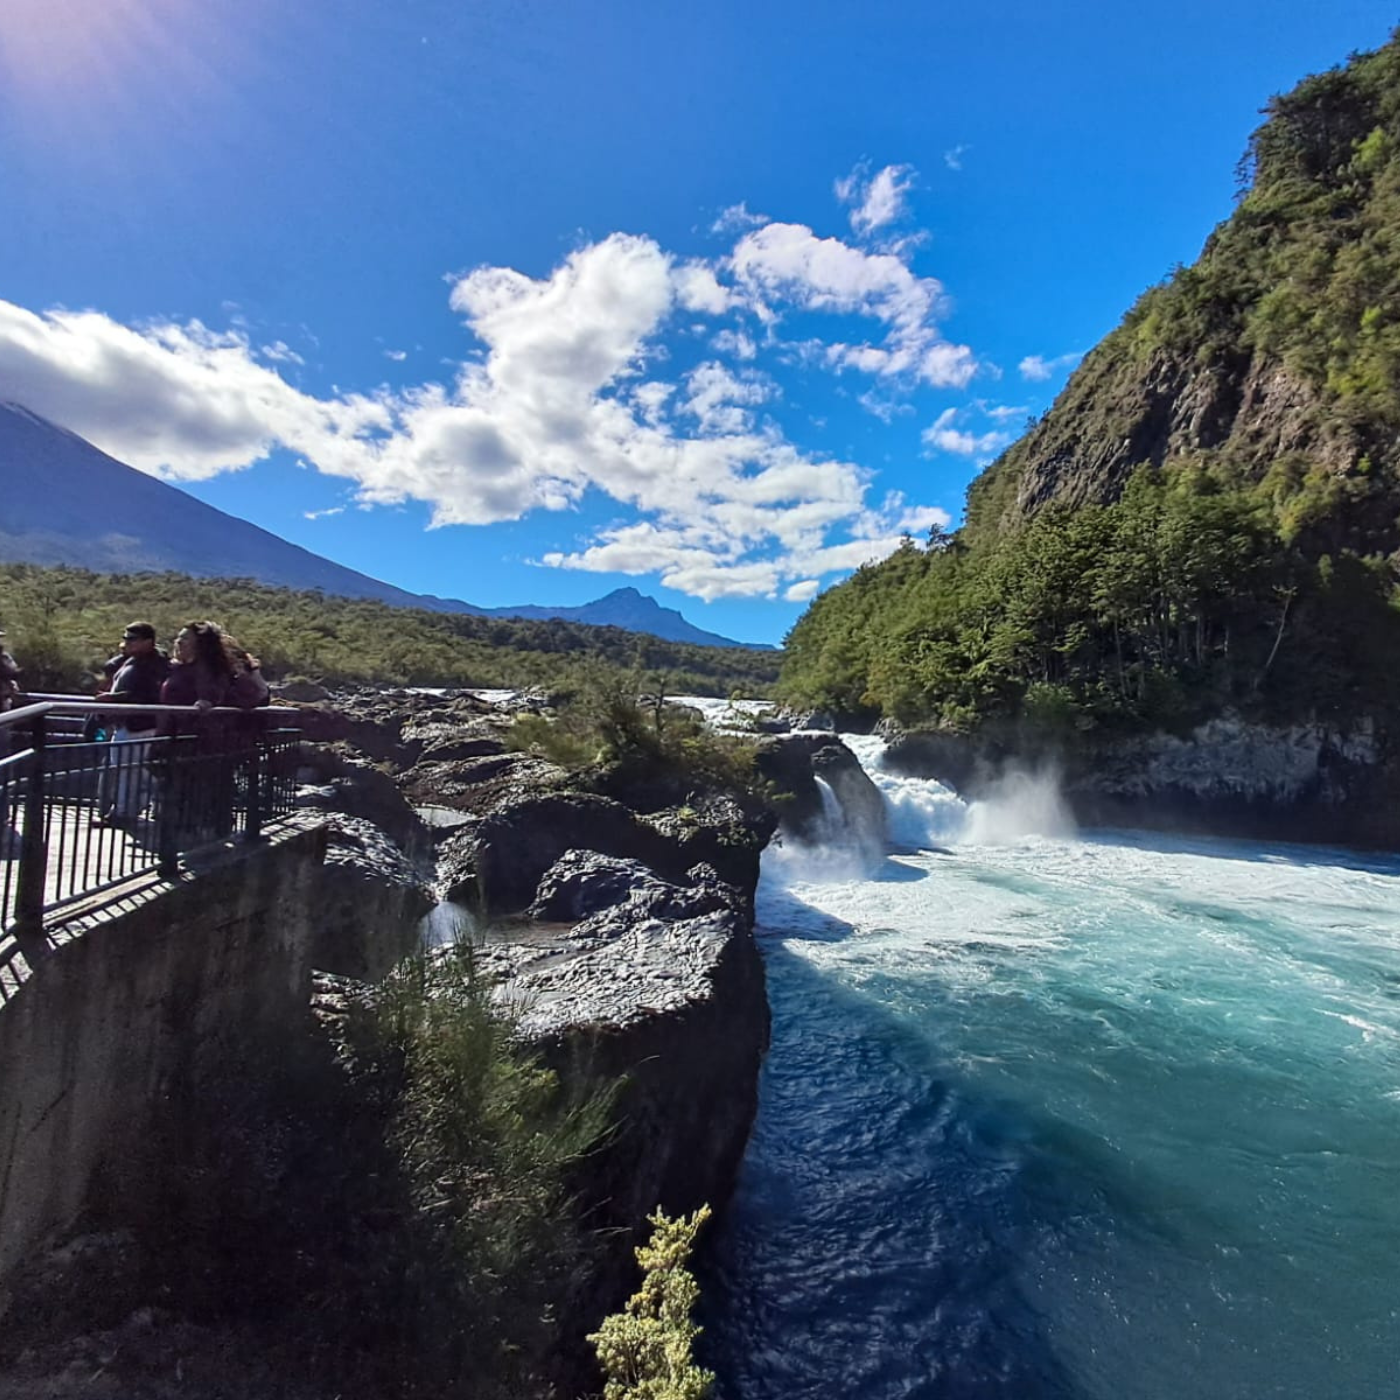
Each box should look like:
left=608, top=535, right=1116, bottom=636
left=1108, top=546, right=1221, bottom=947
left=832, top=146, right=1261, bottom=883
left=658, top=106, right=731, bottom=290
left=0, top=627, right=21, bottom=854
left=0, top=628, right=17, bottom=858
left=156, top=621, right=268, bottom=842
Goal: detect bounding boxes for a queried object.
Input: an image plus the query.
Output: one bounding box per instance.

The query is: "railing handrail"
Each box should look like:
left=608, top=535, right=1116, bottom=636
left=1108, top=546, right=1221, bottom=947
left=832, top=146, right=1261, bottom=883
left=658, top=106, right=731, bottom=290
left=2, top=695, right=302, bottom=729
left=2, top=712, right=304, bottom=936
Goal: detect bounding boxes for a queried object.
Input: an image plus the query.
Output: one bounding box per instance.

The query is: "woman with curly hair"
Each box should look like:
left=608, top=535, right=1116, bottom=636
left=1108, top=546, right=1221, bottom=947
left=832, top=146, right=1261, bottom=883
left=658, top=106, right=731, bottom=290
left=157, top=621, right=259, bottom=841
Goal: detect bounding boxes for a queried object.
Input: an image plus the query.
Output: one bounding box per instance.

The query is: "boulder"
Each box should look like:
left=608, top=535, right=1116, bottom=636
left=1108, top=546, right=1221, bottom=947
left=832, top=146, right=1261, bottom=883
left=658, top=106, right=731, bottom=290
left=528, top=850, right=733, bottom=925
left=294, top=750, right=430, bottom=859
left=273, top=680, right=332, bottom=703
left=513, top=901, right=769, bottom=1344
left=811, top=739, right=888, bottom=852
left=439, top=793, right=678, bottom=913
left=311, top=815, right=433, bottom=981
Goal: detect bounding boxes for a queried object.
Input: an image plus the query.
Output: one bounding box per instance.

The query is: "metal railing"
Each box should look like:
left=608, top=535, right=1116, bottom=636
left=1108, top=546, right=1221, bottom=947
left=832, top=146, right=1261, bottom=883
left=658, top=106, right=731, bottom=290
left=1, top=698, right=304, bottom=939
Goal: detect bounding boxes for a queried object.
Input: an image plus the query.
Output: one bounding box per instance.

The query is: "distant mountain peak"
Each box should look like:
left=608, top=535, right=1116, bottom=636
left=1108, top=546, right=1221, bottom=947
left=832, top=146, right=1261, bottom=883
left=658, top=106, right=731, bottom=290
left=0, top=402, right=771, bottom=651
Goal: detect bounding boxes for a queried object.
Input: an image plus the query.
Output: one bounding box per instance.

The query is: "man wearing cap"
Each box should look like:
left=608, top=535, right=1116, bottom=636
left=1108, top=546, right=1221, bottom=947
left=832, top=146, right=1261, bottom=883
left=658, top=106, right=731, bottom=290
left=96, top=622, right=171, bottom=828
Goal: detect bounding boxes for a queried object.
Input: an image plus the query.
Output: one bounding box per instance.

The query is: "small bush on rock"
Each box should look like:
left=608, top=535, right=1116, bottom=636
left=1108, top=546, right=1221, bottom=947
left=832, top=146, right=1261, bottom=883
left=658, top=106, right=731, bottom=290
left=589, top=1207, right=715, bottom=1400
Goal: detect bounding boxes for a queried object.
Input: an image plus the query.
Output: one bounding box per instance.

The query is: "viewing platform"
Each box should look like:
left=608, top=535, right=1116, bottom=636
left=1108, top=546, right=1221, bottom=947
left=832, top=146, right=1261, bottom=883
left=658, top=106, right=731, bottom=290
left=0, top=695, right=306, bottom=973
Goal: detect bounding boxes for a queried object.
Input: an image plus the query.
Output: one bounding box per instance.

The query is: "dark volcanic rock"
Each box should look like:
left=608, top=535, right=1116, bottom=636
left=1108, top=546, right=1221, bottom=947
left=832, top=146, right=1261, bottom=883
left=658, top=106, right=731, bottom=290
left=644, top=793, right=775, bottom=901
left=491, top=897, right=770, bottom=1348
left=295, top=749, right=429, bottom=858
left=441, top=793, right=678, bottom=912
left=312, top=815, right=433, bottom=980
left=528, top=850, right=733, bottom=925
left=756, top=731, right=884, bottom=847
left=273, top=680, right=332, bottom=703
left=398, top=751, right=568, bottom=814
left=811, top=741, right=887, bottom=851
left=884, top=715, right=1400, bottom=849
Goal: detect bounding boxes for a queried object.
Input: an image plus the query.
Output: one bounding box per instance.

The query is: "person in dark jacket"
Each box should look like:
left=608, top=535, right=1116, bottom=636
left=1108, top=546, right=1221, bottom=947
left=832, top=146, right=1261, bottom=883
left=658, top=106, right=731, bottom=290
left=0, top=629, right=19, bottom=713
left=0, top=628, right=20, bottom=852
left=95, top=622, right=172, bottom=827
left=158, top=621, right=247, bottom=841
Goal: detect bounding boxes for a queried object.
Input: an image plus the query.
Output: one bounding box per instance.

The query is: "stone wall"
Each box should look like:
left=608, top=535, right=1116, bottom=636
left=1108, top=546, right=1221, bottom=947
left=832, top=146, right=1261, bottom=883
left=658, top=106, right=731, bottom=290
left=0, top=819, right=328, bottom=1285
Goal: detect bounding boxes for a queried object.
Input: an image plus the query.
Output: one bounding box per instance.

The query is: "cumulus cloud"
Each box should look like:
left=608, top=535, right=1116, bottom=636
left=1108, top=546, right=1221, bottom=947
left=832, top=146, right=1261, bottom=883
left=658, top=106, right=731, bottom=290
left=835, top=162, right=915, bottom=237
left=0, top=203, right=977, bottom=602
left=729, top=221, right=976, bottom=387
left=922, top=406, right=1013, bottom=457
left=1019, top=350, right=1082, bottom=382
left=785, top=579, right=821, bottom=603
left=680, top=361, right=772, bottom=434
left=0, top=299, right=391, bottom=481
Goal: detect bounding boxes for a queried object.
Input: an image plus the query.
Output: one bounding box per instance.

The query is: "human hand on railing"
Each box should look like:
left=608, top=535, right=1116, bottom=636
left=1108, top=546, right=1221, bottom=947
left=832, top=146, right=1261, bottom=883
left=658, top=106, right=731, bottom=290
left=194, top=699, right=215, bottom=713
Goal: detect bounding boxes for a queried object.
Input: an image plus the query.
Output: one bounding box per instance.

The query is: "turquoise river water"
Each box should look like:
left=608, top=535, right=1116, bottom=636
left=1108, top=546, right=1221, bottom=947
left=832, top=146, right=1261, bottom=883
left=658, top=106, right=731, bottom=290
left=699, top=735, right=1400, bottom=1399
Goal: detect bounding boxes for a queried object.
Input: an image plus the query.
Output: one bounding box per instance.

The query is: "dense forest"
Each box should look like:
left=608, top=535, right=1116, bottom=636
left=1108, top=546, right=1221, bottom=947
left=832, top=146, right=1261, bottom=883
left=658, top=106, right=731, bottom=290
left=781, top=32, right=1400, bottom=736
left=0, top=564, right=780, bottom=698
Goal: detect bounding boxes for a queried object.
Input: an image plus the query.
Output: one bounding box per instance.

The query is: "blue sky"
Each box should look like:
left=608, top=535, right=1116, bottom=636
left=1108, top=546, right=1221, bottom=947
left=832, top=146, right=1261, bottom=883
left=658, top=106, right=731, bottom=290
left=1, top=0, right=1394, bottom=645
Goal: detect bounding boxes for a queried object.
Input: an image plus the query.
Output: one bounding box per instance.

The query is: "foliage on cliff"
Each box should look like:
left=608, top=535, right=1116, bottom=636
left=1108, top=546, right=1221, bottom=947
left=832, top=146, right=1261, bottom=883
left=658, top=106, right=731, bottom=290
left=589, top=1207, right=715, bottom=1400
left=508, top=679, right=770, bottom=811
left=781, top=32, right=1400, bottom=734
left=291, top=945, right=615, bottom=1400
left=0, top=563, right=779, bottom=698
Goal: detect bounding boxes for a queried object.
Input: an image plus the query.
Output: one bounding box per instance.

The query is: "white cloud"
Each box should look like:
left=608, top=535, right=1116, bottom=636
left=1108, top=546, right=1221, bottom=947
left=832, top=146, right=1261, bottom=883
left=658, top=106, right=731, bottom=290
left=1018, top=350, right=1082, bottom=382
left=674, top=260, right=734, bottom=314
left=0, top=214, right=973, bottom=603
left=785, top=579, right=821, bottom=603
left=384, top=348, right=408, bottom=362
left=943, top=145, right=969, bottom=172
left=0, top=300, right=391, bottom=481
left=834, top=162, right=915, bottom=237
left=729, top=221, right=976, bottom=387
left=304, top=505, right=345, bottom=519
left=856, top=390, right=914, bottom=423
left=681, top=361, right=772, bottom=434
left=260, top=340, right=304, bottom=365
left=710, top=327, right=757, bottom=361
left=979, top=401, right=1028, bottom=422
left=710, top=201, right=766, bottom=235
left=921, top=406, right=1013, bottom=457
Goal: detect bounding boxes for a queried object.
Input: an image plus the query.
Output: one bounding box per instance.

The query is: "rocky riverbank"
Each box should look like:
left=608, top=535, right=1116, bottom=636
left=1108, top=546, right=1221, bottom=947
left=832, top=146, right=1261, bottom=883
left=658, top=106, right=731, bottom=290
left=0, top=684, right=884, bottom=1398
left=882, top=712, right=1400, bottom=850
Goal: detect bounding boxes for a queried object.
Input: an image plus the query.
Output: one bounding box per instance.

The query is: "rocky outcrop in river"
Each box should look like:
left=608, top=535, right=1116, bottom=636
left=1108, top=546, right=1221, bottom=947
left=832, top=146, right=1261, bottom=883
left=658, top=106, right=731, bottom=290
left=885, top=713, right=1400, bottom=848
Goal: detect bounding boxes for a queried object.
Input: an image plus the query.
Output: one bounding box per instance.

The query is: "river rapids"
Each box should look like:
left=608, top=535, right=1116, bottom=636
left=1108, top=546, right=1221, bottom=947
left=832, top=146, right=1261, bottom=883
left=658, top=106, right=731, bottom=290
left=700, top=732, right=1400, bottom=1399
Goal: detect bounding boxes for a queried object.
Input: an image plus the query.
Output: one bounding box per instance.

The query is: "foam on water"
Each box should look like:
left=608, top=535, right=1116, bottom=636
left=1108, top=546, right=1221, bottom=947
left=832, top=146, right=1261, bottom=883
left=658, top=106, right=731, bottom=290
left=703, top=733, right=1400, bottom=1399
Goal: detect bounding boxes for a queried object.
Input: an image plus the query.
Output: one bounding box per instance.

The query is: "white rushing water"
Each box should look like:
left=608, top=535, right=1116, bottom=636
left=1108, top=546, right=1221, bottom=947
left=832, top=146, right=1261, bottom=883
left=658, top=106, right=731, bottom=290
left=704, top=734, right=1400, bottom=1399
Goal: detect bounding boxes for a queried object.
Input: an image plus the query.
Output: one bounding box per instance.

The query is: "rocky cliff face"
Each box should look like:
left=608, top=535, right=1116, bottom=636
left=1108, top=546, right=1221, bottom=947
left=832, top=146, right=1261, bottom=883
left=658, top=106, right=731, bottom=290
left=886, top=713, right=1400, bottom=849
left=966, top=35, right=1400, bottom=556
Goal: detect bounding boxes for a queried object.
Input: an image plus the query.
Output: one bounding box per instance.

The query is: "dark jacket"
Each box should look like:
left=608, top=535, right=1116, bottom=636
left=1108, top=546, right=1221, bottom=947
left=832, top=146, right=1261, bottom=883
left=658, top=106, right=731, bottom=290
left=109, top=650, right=171, bottom=731
left=0, top=648, right=19, bottom=712
left=159, top=662, right=236, bottom=743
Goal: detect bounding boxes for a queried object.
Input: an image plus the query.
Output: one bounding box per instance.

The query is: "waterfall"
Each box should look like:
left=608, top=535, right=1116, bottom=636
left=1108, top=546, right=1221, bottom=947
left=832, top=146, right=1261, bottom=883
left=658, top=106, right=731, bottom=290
left=814, top=775, right=845, bottom=843
left=838, top=733, right=1075, bottom=851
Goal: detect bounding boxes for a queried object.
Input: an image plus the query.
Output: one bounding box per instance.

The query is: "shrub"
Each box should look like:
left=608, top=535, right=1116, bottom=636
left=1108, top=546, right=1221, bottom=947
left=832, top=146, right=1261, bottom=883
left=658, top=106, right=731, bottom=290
left=343, top=943, right=615, bottom=1397
left=589, top=1207, right=715, bottom=1400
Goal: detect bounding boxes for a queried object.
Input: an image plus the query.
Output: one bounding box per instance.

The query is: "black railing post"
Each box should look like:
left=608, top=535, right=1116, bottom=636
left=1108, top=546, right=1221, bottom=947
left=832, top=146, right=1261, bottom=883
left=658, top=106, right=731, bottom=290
left=156, top=736, right=180, bottom=881
left=244, top=740, right=264, bottom=843
left=14, top=713, right=49, bottom=940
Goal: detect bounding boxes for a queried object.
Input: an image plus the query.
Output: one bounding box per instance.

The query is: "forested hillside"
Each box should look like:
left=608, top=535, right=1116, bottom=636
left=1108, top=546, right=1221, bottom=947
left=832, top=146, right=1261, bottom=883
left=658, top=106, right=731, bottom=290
left=0, top=564, right=780, bottom=697
left=781, top=32, right=1400, bottom=735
